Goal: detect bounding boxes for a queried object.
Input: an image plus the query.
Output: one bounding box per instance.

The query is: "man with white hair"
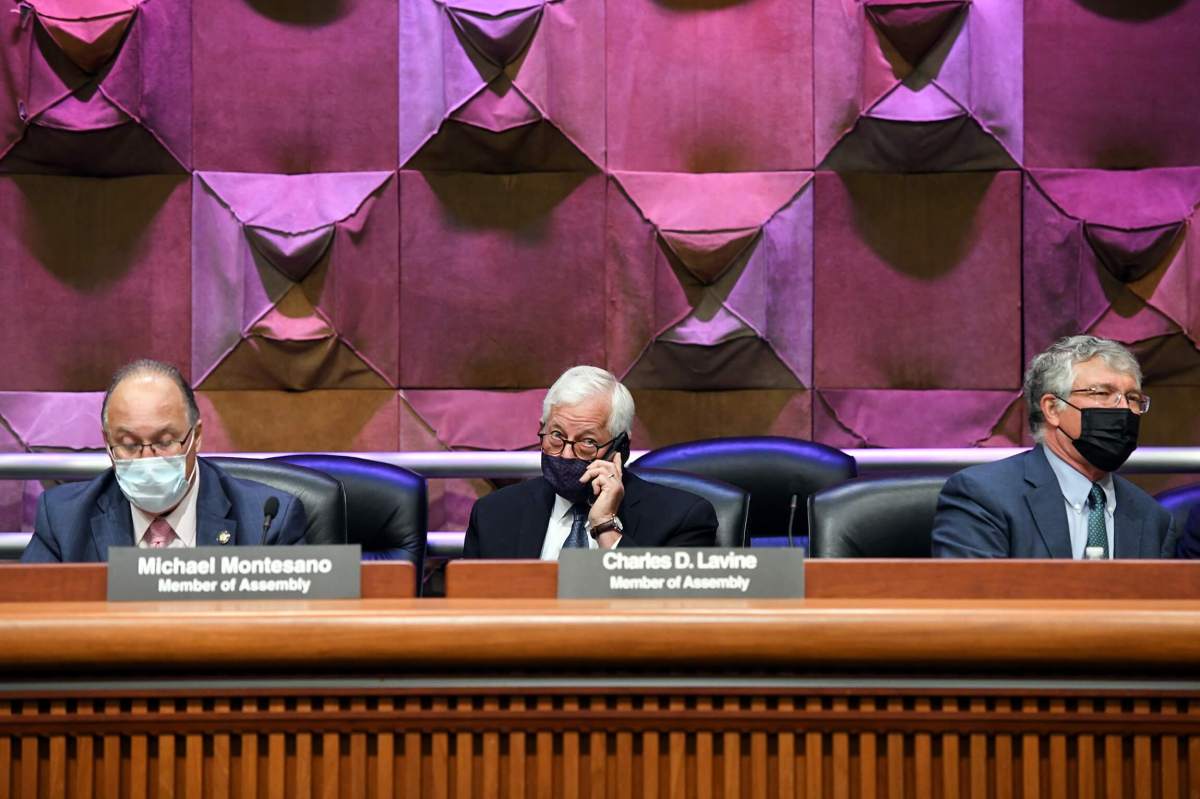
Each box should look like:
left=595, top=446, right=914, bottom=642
left=932, top=335, right=1177, bottom=559
left=463, top=366, right=717, bottom=559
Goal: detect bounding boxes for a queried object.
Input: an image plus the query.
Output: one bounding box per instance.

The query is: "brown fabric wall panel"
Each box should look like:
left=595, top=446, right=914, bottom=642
left=196, top=390, right=399, bottom=452
left=399, top=170, right=605, bottom=388
left=0, top=175, right=190, bottom=391
left=192, top=0, right=398, bottom=172
left=630, top=389, right=812, bottom=451
left=813, top=389, right=1024, bottom=449
left=812, top=170, right=1022, bottom=390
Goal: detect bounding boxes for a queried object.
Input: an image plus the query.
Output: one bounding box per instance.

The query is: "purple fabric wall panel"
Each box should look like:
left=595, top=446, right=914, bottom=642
left=399, top=169, right=605, bottom=388
left=609, top=173, right=813, bottom=389
left=0, top=0, right=190, bottom=174
left=607, top=0, right=813, bottom=171
left=194, top=0, right=397, bottom=172
left=1025, top=2, right=1200, bottom=168
left=814, top=389, right=1024, bottom=448
left=192, top=171, right=399, bottom=390
left=1022, top=169, right=1200, bottom=369
left=400, top=0, right=603, bottom=169
left=631, top=390, right=813, bottom=450
left=0, top=392, right=105, bottom=530
left=813, top=170, right=1021, bottom=390
left=815, top=0, right=1021, bottom=168
left=0, top=175, right=190, bottom=390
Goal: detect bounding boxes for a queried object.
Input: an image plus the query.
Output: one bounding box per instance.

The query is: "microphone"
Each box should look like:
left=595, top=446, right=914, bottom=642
left=259, top=496, right=280, bottom=546
left=785, top=494, right=798, bottom=549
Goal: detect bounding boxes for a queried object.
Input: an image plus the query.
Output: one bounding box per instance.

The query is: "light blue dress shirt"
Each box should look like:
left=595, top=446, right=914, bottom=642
left=1042, top=446, right=1115, bottom=559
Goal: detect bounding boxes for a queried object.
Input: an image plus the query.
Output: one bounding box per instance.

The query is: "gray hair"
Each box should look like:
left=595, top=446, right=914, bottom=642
left=541, top=366, right=635, bottom=438
left=101, top=359, right=200, bottom=431
left=1024, top=335, right=1142, bottom=441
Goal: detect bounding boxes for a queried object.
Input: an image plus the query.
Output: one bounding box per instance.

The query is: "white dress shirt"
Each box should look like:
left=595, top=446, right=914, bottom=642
left=539, top=494, right=599, bottom=560
left=130, top=467, right=201, bottom=549
left=1042, top=446, right=1115, bottom=559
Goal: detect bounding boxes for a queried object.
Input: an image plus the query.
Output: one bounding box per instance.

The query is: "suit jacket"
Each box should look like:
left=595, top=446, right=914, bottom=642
left=21, top=458, right=308, bottom=563
left=931, top=445, right=1175, bottom=559
left=463, top=472, right=717, bottom=558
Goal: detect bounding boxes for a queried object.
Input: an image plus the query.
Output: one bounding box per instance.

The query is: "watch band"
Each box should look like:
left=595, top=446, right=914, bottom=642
left=588, top=515, right=623, bottom=537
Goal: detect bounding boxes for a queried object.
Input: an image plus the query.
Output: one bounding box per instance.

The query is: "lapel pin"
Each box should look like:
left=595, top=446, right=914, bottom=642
left=217, top=531, right=231, bottom=545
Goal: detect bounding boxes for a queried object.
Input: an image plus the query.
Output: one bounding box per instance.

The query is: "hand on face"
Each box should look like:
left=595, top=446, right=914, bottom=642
left=583, top=451, right=624, bottom=528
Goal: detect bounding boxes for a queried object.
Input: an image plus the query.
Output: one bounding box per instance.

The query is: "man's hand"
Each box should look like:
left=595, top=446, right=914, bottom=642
left=582, top=452, right=624, bottom=548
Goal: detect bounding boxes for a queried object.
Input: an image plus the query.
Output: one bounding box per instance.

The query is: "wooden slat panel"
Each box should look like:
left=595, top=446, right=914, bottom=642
left=1133, top=700, right=1152, bottom=798
left=915, top=698, right=933, bottom=799
left=1078, top=699, right=1096, bottom=799
left=19, top=701, right=37, bottom=799
left=694, top=698, right=713, bottom=799
left=376, top=698, right=394, bottom=799
left=292, top=698, right=311, bottom=799
left=212, top=698, right=233, bottom=799
left=995, top=699, right=1013, bottom=799
left=860, top=700, right=878, bottom=799
left=47, top=700, right=67, bottom=798
left=185, top=699, right=204, bottom=799
left=430, top=698, right=449, bottom=799
left=157, top=700, right=177, bottom=799
left=1160, top=700, right=1179, bottom=799
left=101, top=700, right=120, bottom=799
left=537, top=697, right=554, bottom=799
left=319, top=726, right=338, bottom=799
left=1048, top=699, right=1067, bottom=799
left=886, top=698, right=903, bottom=799
left=643, top=712, right=660, bottom=799
left=267, top=698, right=287, bottom=799
left=722, top=696, right=740, bottom=799
left=509, top=697, right=528, bottom=799
left=1023, top=699, right=1041, bottom=799
left=941, top=698, right=960, bottom=799
left=348, top=699, right=367, bottom=799
left=482, top=699, right=501, bottom=799
left=455, top=696, right=473, bottom=799
left=0, top=701, right=10, bottom=799
left=129, top=699, right=149, bottom=799
left=751, top=697, right=768, bottom=799
left=615, top=698, right=633, bottom=799
left=807, top=697, right=823, bottom=799
left=75, top=700, right=95, bottom=799
left=562, top=697, right=581, bottom=799
left=831, top=698, right=849, bottom=799
left=969, top=698, right=987, bottom=799
left=1104, top=700, right=1123, bottom=799
left=240, top=709, right=259, bottom=799
left=402, top=698, right=421, bottom=799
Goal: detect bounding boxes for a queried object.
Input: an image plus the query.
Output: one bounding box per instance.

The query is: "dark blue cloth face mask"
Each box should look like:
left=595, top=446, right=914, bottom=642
left=540, top=453, right=593, bottom=505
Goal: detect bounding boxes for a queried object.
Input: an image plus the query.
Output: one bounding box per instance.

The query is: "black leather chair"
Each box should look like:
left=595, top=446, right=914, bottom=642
left=206, top=457, right=347, bottom=546
left=807, top=475, right=947, bottom=558
left=633, top=437, right=858, bottom=540
left=275, top=454, right=427, bottom=573
left=632, top=467, right=750, bottom=548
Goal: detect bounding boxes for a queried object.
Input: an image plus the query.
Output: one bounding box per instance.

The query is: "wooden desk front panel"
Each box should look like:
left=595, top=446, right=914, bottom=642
left=1, top=682, right=1197, bottom=798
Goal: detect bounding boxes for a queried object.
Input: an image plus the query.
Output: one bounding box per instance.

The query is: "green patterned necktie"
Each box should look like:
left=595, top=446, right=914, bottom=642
left=1086, top=483, right=1109, bottom=559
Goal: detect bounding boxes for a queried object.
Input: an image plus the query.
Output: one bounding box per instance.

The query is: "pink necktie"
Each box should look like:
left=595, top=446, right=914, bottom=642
left=146, top=517, right=178, bottom=548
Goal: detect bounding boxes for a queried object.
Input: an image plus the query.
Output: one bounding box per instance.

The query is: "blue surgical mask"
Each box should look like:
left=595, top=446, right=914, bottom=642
left=113, top=455, right=192, bottom=514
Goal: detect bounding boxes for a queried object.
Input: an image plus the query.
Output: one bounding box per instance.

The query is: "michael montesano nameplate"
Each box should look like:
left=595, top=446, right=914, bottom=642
left=558, top=548, right=804, bottom=599
left=107, top=546, right=361, bottom=601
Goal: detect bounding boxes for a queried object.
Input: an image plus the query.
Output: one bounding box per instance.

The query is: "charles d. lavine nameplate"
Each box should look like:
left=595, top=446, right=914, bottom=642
left=557, top=548, right=804, bottom=599
left=107, top=546, right=361, bottom=601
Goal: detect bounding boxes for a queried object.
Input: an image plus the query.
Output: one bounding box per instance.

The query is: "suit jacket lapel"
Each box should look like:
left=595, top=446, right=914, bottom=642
left=195, top=460, right=239, bottom=547
left=90, top=481, right=135, bottom=560
left=1023, top=446, right=1074, bottom=558
left=514, top=479, right=557, bottom=559
left=617, top=473, right=644, bottom=545
left=1113, top=479, right=1144, bottom=558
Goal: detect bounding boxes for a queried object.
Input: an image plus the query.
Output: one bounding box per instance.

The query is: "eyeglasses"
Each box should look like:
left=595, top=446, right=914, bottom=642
left=538, top=430, right=619, bottom=460
left=1064, top=387, right=1151, bottom=415
left=108, top=426, right=196, bottom=459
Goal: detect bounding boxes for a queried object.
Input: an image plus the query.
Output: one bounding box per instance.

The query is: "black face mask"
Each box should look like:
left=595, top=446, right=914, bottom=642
left=1059, top=401, right=1141, bottom=472
left=541, top=453, right=594, bottom=505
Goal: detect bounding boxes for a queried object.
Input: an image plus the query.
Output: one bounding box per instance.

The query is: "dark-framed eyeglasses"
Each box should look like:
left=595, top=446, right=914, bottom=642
left=1063, top=387, right=1151, bottom=415
left=108, top=426, right=196, bottom=460
left=538, top=430, right=619, bottom=460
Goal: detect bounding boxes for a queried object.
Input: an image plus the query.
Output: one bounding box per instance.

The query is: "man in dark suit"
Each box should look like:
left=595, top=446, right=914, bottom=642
left=932, top=335, right=1176, bottom=559
left=464, top=366, right=716, bottom=559
left=22, top=359, right=306, bottom=563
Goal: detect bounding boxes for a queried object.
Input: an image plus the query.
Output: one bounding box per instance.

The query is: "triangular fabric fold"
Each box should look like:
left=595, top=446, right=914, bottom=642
left=35, top=90, right=131, bottom=131
left=32, top=1, right=137, bottom=74
left=450, top=79, right=542, bottom=132
left=1029, top=169, right=1200, bottom=230
left=615, top=172, right=812, bottom=232
left=198, top=172, right=393, bottom=234
left=404, top=389, right=543, bottom=451
left=244, top=225, right=336, bottom=282
left=624, top=339, right=802, bottom=390
left=0, top=392, right=104, bottom=450
left=659, top=303, right=756, bottom=347
left=865, top=1, right=968, bottom=71
left=660, top=228, right=759, bottom=284
left=248, top=287, right=333, bottom=341
left=817, top=389, right=1015, bottom=448
left=446, top=3, right=543, bottom=68
left=1084, top=221, right=1186, bottom=283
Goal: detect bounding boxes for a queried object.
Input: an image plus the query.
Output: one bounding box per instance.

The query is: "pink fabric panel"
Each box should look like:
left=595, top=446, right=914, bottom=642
left=1023, top=169, right=1200, bottom=365
left=399, top=170, right=605, bottom=388
left=192, top=172, right=398, bottom=390
left=814, top=0, right=1021, bottom=165
left=814, top=389, right=1023, bottom=448
left=607, top=0, right=813, bottom=171
left=405, top=389, right=544, bottom=451
left=631, top=390, right=813, bottom=451
left=813, top=170, right=1022, bottom=390
left=193, top=0, right=396, bottom=172
left=0, top=0, right=190, bottom=173
left=398, top=397, right=490, bottom=532
left=1025, top=2, right=1200, bottom=168
left=0, top=176, right=190, bottom=390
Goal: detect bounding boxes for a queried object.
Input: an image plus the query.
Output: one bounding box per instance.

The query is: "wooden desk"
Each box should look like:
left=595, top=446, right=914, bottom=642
left=1, top=564, right=1199, bottom=797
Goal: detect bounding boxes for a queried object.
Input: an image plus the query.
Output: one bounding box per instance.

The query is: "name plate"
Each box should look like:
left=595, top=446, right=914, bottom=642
left=558, top=548, right=804, bottom=599
left=107, top=546, right=361, bottom=601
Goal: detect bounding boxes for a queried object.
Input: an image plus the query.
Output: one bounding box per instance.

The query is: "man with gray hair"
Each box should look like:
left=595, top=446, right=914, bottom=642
left=932, top=335, right=1177, bottom=559
left=464, top=365, right=717, bottom=559
left=22, top=359, right=307, bottom=562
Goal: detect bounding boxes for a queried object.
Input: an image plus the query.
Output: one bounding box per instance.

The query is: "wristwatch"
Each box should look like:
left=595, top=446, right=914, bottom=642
left=589, top=515, right=623, bottom=537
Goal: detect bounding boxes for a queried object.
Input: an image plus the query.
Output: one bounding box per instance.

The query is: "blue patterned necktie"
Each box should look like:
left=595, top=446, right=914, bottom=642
left=1086, top=483, right=1109, bottom=559
left=561, top=503, right=590, bottom=555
